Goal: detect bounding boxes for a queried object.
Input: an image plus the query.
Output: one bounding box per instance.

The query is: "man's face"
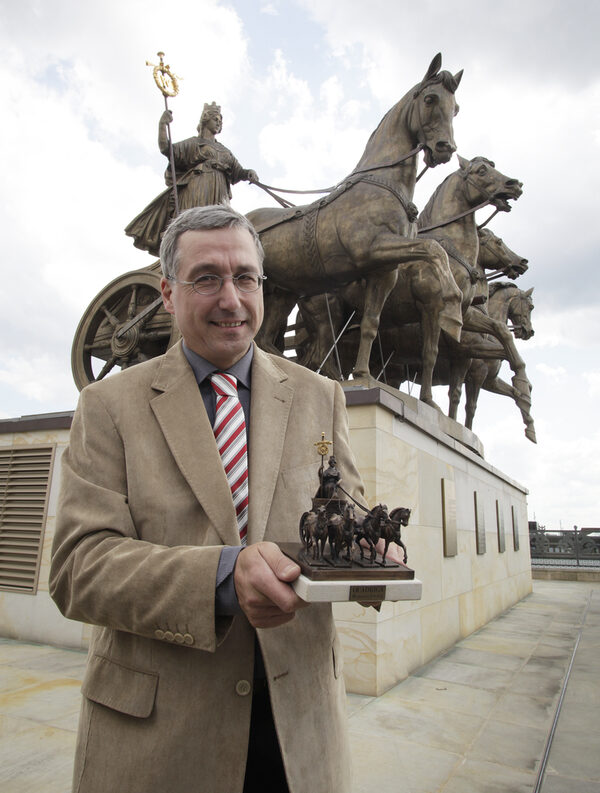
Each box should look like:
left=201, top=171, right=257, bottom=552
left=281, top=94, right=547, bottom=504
left=161, top=227, right=264, bottom=369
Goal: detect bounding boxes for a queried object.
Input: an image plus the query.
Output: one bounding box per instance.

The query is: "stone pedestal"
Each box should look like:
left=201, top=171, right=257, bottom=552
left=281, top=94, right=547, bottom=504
left=335, top=385, right=532, bottom=696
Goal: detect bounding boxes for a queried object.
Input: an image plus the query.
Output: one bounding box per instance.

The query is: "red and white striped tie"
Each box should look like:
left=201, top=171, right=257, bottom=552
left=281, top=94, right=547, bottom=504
left=210, top=373, right=248, bottom=545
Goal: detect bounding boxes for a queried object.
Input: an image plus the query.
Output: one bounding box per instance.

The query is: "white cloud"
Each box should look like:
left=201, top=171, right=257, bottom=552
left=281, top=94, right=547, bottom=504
left=535, top=363, right=567, bottom=382
left=260, top=3, right=279, bottom=15
left=0, top=354, right=76, bottom=406
left=255, top=50, right=368, bottom=189
left=583, top=371, right=600, bottom=397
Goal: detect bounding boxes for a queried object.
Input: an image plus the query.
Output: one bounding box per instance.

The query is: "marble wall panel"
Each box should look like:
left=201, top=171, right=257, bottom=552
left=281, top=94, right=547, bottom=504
left=419, top=597, right=461, bottom=661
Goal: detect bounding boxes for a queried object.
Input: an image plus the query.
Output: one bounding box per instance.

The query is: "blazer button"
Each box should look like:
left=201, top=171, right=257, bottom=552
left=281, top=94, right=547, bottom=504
left=235, top=680, right=252, bottom=697
left=174, top=632, right=184, bottom=644
left=154, top=629, right=165, bottom=640
left=164, top=631, right=174, bottom=642
left=183, top=634, right=194, bottom=646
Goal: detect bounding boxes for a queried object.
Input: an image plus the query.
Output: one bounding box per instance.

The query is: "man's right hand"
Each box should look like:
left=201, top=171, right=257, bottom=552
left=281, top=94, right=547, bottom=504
left=160, top=109, right=173, bottom=125
left=234, top=542, right=308, bottom=629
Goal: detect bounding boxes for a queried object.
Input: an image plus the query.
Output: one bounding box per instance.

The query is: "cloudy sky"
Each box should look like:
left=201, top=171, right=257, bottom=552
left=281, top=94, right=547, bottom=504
left=1, top=0, right=598, bottom=529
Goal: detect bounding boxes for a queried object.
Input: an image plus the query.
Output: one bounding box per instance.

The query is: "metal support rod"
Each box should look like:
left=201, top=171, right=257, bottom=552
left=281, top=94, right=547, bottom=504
left=376, top=332, right=388, bottom=384
left=316, top=310, right=356, bottom=375
left=324, top=294, right=343, bottom=380
left=376, top=351, right=394, bottom=382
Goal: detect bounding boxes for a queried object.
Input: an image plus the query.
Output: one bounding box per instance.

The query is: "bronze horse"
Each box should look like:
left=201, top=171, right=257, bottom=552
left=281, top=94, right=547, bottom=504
left=299, top=506, right=328, bottom=560
left=381, top=507, right=411, bottom=564
left=365, top=231, right=536, bottom=441
left=354, top=504, right=389, bottom=563
left=416, top=156, right=530, bottom=409
left=248, top=53, right=462, bottom=378
left=464, top=283, right=535, bottom=439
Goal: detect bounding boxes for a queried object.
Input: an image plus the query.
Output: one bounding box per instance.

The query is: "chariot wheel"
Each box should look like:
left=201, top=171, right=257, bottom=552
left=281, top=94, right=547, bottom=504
left=299, top=511, right=310, bottom=545
left=71, top=264, right=179, bottom=391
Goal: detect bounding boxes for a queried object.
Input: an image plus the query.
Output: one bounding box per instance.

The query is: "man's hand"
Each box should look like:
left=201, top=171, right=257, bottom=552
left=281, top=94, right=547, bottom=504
left=234, top=542, right=308, bottom=629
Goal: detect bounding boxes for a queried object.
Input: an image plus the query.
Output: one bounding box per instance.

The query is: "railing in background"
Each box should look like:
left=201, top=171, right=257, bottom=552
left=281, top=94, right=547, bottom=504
left=529, top=528, right=600, bottom=567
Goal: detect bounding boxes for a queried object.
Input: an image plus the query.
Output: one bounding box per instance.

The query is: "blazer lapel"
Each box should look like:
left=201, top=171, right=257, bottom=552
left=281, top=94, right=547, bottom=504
left=149, top=343, right=240, bottom=547
left=247, top=346, right=294, bottom=544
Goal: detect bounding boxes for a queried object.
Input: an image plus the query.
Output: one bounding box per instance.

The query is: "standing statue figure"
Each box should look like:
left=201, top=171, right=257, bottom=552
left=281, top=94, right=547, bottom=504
left=125, top=102, right=259, bottom=255
left=318, top=455, right=341, bottom=499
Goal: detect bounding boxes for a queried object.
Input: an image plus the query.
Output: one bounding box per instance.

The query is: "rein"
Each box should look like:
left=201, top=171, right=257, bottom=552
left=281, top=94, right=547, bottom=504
left=418, top=199, right=491, bottom=234
left=335, top=485, right=405, bottom=528
left=252, top=145, right=424, bottom=208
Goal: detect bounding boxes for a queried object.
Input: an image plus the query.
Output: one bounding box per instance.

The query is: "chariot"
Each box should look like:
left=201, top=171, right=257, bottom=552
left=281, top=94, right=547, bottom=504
left=71, top=262, right=179, bottom=391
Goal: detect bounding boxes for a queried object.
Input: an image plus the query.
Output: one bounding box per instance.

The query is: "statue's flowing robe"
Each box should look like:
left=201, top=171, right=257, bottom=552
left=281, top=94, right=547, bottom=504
left=125, top=136, right=249, bottom=256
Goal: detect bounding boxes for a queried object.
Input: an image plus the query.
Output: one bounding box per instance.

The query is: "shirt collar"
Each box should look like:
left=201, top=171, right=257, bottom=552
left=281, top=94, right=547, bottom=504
left=182, top=342, right=253, bottom=389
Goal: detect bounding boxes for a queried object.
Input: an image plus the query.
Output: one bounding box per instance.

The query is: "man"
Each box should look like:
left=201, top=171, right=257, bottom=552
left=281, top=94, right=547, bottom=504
left=50, top=204, right=367, bottom=793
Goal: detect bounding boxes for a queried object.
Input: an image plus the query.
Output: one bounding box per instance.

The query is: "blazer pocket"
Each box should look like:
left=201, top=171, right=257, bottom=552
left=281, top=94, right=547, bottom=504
left=81, top=654, right=159, bottom=719
left=279, top=462, right=320, bottom=493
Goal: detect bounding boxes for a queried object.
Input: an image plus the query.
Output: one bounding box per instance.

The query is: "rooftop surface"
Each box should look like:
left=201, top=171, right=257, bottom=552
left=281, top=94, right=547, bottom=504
left=1, top=579, right=598, bottom=792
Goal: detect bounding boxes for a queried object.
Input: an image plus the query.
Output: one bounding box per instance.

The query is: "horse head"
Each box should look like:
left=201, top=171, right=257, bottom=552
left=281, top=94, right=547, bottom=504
left=411, top=53, right=463, bottom=167
left=390, top=506, right=412, bottom=527
left=353, top=53, right=462, bottom=174
left=458, top=156, right=523, bottom=212
left=489, top=283, right=535, bottom=340
left=478, top=229, right=529, bottom=279
left=509, top=286, right=535, bottom=340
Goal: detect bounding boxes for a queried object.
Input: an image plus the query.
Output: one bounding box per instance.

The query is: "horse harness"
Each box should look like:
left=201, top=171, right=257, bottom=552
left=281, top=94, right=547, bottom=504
left=253, top=172, right=418, bottom=285
left=423, top=234, right=485, bottom=285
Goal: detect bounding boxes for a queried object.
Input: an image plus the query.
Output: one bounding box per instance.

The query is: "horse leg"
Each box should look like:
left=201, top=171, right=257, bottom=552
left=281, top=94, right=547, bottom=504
left=398, top=540, right=408, bottom=564
left=297, top=294, right=343, bottom=379
left=255, top=287, right=297, bottom=356
left=382, top=539, right=389, bottom=563
left=462, top=307, right=532, bottom=405
left=483, top=374, right=537, bottom=443
left=353, top=269, right=398, bottom=378
left=417, top=298, right=443, bottom=410
left=464, top=360, right=487, bottom=430
left=369, top=539, right=377, bottom=563
left=447, top=357, right=471, bottom=420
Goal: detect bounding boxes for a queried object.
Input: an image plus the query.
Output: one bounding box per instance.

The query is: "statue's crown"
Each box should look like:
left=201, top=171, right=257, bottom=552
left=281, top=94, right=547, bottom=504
left=203, top=101, right=221, bottom=117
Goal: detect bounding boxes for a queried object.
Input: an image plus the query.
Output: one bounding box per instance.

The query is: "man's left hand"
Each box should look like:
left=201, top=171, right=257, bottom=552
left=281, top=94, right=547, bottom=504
left=234, top=542, right=308, bottom=629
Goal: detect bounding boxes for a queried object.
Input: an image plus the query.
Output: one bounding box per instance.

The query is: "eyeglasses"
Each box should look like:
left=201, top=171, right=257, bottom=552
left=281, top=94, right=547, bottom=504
left=167, top=272, right=267, bottom=295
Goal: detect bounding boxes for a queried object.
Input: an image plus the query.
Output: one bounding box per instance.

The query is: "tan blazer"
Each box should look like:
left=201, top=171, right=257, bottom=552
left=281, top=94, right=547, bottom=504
left=50, top=342, right=364, bottom=793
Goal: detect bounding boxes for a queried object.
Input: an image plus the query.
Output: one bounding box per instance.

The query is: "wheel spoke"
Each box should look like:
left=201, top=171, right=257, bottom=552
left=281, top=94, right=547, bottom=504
left=101, top=304, right=120, bottom=328
left=139, top=329, right=172, bottom=341
left=96, top=356, right=117, bottom=380
left=127, top=286, right=139, bottom=319
left=84, top=339, right=111, bottom=352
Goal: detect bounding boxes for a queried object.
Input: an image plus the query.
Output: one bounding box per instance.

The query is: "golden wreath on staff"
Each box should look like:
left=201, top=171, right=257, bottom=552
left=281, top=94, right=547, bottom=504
left=146, top=51, right=181, bottom=97
left=314, top=433, right=332, bottom=458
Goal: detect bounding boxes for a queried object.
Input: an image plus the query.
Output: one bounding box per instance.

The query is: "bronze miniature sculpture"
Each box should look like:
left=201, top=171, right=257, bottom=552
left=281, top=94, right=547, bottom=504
left=283, top=435, right=413, bottom=582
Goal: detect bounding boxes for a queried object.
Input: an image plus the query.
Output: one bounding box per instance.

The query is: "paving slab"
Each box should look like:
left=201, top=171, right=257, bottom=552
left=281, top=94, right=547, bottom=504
left=440, top=758, right=537, bottom=793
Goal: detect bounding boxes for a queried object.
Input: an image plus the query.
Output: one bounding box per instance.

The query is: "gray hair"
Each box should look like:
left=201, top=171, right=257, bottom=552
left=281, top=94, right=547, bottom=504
left=159, top=204, right=265, bottom=280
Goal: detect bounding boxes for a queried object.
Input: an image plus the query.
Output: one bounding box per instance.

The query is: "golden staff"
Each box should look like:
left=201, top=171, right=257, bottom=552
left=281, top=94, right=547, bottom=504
left=146, top=51, right=182, bottom=216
